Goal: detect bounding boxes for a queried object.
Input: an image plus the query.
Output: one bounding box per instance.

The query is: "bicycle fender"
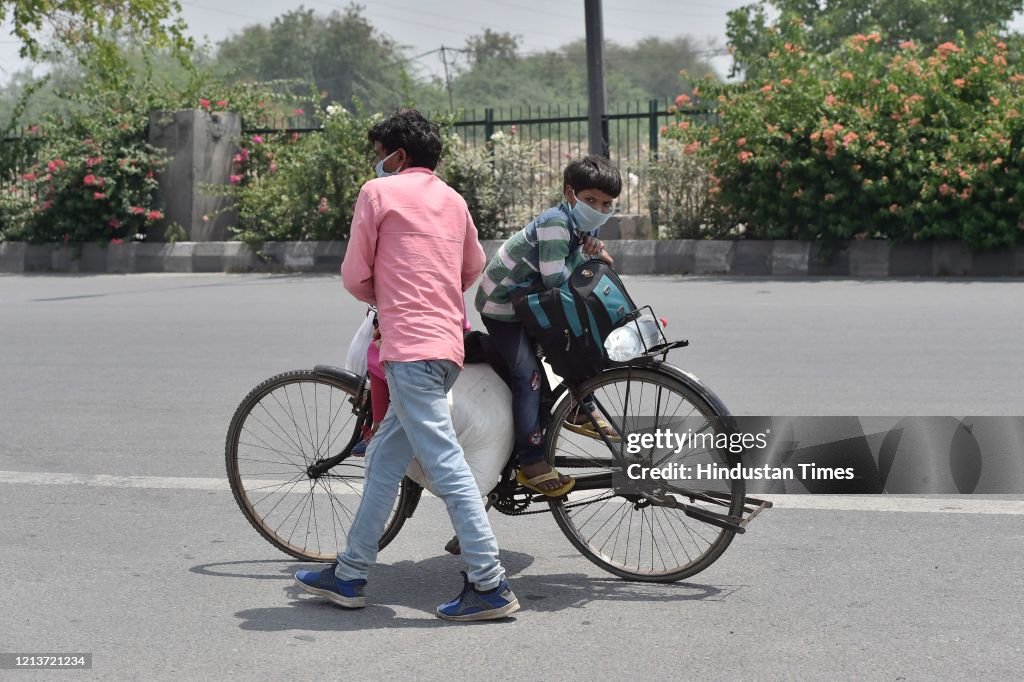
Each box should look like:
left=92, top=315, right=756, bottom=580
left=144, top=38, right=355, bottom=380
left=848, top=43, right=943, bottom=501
left=648, top=361, right=737, bottom=430
left=312, top=364, right=364, bottom=387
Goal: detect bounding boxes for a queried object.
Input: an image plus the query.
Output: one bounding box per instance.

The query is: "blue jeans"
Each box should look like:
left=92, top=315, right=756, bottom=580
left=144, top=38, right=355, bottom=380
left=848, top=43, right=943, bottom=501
left=481, top=317, right=547, bottom=465
left=334, top=359, right=505, bottom=591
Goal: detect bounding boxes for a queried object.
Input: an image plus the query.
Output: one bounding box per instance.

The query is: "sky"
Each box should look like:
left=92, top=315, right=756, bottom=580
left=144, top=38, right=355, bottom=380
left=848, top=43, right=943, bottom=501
left=0, top=0, right=751, bottom=83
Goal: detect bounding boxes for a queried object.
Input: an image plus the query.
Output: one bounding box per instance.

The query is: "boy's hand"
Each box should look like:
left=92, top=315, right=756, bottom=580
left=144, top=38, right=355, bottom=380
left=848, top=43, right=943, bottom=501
left=371, top=326, right=382, bottom=349
left=581, top=234, right=605, bottom=257
left=597, top=248, right=614, bottom=267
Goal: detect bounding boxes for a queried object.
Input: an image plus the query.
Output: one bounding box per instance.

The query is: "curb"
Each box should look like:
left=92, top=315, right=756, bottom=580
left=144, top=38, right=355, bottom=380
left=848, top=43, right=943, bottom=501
left=2, top=240, right=1023, bottom=277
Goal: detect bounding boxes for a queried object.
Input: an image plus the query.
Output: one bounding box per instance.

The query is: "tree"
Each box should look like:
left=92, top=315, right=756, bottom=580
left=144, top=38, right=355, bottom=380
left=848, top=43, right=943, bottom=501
left=0, top=0, right=190, bottom=59
left=727, top=0, right=1024, bottom=78
left=213, top=6, right=418, bottom=114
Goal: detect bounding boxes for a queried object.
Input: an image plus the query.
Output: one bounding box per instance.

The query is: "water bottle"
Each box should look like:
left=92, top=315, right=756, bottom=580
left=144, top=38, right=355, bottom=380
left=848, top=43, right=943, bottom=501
left=604, top=313, right=663, bottom=361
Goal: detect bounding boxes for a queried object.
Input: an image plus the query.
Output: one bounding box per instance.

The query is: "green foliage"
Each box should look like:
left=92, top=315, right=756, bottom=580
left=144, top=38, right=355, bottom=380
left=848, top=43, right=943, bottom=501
left=0, top=37, right=302, bottom=244
left=646, top=139, right=738, bottom=239
left=668, top=27, right=1024, bottom=250
left=438, top=129, right=560, bottom=239
left=213, top=6, right=419, bottom=115
left=727, top=0, right=1024, bottom=78
left=0, top=0, right=192, bottom=60
left=209, top=104, right=375, bottom=246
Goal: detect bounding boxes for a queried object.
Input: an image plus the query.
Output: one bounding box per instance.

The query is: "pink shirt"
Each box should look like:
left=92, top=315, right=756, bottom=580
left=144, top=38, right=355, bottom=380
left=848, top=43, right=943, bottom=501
left=342, top=167, right=486, bottom=367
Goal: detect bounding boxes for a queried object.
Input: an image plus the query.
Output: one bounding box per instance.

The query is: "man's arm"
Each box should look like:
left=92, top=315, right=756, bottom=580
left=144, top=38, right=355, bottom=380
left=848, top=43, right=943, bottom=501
left=461, top=208, right=486, bottom=292
left=341, top=189, right=379, bottom=304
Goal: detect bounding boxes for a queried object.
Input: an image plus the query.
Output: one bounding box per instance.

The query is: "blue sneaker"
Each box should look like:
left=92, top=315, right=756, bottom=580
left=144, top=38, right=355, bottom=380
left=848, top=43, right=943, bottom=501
left=294, top=565, right=367, bottom=608
left=351, top=438, right=369, bottom=456
left=436, top=572, right=519, bottom=621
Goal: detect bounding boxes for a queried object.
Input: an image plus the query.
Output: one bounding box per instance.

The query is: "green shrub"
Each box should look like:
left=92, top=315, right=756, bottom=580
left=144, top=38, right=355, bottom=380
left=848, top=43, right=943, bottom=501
left=668, top=27, right=1024, bottom=250
left=439, top=129, right=560, bottom=239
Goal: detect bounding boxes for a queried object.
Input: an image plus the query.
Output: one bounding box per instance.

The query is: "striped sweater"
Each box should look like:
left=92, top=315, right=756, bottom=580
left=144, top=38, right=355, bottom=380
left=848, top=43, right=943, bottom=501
left=475, top=202, right=589, bottom=321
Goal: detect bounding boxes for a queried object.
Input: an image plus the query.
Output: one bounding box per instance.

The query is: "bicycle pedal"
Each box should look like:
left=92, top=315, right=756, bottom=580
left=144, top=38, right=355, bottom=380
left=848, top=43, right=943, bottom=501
left=444, top=536, right=461, bottom=556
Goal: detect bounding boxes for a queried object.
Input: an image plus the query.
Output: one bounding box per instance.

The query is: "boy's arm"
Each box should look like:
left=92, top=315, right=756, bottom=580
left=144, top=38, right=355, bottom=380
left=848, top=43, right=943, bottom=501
left=341, top=188, right=379, bottom=304
left=461, top=207, right=486, bottom=292
left=538, top=217, right=573, bottom=289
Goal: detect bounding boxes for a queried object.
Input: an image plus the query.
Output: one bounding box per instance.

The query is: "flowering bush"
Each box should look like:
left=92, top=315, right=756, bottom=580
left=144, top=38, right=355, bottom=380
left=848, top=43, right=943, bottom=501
left=208, top=103, right=374, bottom=245
left=667, top=27, right=1024, bottom=250
left=439, top=129, right=559, bottom=239
left=646, top=138, right=740, bottom=239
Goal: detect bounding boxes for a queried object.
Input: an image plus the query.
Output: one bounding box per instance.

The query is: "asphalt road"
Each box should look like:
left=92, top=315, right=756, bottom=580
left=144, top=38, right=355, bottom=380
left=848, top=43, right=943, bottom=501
left=1, top=274, right=1023, bottom=680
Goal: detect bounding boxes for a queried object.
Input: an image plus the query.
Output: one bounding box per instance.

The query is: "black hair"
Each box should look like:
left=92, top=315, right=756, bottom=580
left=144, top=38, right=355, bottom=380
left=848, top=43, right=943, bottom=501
left=368, top=109, right=443, bottom=170
left=563, top=155, right=622, bottom=198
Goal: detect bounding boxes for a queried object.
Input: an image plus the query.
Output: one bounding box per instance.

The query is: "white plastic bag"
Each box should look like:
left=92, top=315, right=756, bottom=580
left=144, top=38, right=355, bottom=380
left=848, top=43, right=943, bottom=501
left=344, top=311, right=374, bottom=376
left=404, top=363, right=514, bottom=497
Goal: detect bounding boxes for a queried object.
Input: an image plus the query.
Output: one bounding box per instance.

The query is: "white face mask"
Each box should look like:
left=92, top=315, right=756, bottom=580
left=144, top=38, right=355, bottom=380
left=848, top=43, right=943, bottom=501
left=374, top=150, right=399, bottom=178
left=570, top=191, right=612, bottom=233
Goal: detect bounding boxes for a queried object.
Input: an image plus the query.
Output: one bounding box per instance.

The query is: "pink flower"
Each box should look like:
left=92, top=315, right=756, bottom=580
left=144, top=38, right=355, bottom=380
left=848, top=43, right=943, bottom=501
left=683, top=141, right=700, bottom=155
left=199, top=98, right=211, bottom=110
left=318, top=197, right=329, bottom=214
left=674, top=94, right=691, bottom=107
left=899, top=40, right=916, bottom=50
left=737, top=151, right=754, bottom=163
left=825, top=94, right=838, bottom=107
left=109, top=218, right=122, bottom=229
left=736, top=137, right=747, bottom=147
left=47, top=159, right=66, bottom=172
left=780, top=78, right=793, bottom=86
left=217, top=99, right=228, bottom=108
left=269, top=162, right=278, bottom=173
left=292, top=108, right=305, bottom=116
left=130, top=206, right=146, bottom=215
left=824, top=193, right=835, bottom=202
left=936, top=42, right=960, bottom=55
left=953, top=78, right=966, bottom=88
left=21, top=172, right=37, bottom=181
left=110, top=238, right=124, bottom=245
left=760, top=84, right=772, bottom=94
left=842, top=132, right=859, bottom=146
left=251, top=135, right=264, bottom=145
left=83, top=174, right=103, bottom=187
left=146, top=210, right=164, bottom=221
left=292, top=132, right=300, bottom=142
left=93, top=192, right=105, bottom=200
left=85, top=156, right=103, bottom=167
left=229, top=174, right=243, bottom=185
left=202, top=214, right=210, bottom=222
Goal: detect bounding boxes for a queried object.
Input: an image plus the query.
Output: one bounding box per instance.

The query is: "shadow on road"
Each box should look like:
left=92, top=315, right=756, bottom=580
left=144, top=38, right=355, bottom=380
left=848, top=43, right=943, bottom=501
left=192, top=552, right=736, bottom=630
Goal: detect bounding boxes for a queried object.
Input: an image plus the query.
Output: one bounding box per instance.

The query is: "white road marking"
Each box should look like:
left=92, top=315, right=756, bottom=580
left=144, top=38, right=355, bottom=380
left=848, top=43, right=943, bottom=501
left=1, top=470, right=1022, bottom=514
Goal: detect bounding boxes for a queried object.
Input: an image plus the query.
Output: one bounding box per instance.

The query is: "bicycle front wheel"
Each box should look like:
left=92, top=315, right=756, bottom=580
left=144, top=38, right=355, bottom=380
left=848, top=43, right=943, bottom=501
left=547, top=366, right=745, bottom=582
left=225, top=370, right=412, bottom=562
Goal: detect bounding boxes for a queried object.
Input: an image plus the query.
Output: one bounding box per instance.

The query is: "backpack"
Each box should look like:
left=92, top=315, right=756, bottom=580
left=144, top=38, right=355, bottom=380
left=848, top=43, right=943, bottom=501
left=510, top=259, right=637, bottom=386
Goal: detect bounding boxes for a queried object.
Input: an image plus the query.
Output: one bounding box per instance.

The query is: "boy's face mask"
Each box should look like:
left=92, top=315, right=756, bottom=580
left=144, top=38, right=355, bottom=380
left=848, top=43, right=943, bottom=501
left=374, top=150, right=400, bottom=178
left=570, top=191, right=613, bottom=233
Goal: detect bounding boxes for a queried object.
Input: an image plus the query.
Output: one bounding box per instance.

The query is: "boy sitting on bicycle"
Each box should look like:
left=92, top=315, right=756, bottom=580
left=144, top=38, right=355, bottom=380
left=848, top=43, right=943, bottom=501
left=474, top=155, right=621, bottom=496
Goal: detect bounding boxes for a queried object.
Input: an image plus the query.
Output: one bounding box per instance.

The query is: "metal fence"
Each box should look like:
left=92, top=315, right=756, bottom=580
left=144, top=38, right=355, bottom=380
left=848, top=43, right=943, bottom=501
left=435, top=100, right=718, bottom=215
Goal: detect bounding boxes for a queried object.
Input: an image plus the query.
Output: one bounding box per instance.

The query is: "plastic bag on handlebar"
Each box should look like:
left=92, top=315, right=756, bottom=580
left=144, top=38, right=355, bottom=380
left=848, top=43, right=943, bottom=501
left=344, top=310, right=374, bottom=377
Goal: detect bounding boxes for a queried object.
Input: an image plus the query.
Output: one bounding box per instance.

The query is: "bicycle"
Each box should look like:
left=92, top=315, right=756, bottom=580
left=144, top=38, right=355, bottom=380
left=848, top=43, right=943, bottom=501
left=225, top=308, right=771, bottom=582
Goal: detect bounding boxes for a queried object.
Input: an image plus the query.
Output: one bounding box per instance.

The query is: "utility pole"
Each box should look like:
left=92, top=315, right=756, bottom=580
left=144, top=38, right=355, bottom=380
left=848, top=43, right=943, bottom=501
left=440, top=46, right=455, bottom=112
left=584, top=0, right=609, bottom=157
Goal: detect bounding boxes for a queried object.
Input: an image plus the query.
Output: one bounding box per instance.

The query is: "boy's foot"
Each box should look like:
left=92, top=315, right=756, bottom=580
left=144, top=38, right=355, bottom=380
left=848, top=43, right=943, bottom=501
left=351, top=438, right=369, bottom=456
left=563, top=408, right=621, bottom=442
left=518, top=460, right=574, bottom=495
left=294, top=565, right=367, bottom=608
left=436, top=572, right=520, bottom=621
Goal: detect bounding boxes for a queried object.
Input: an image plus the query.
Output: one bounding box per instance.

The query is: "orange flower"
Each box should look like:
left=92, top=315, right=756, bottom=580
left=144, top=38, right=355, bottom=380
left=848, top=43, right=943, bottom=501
left=953, top=78, right=966, bottom=88
left=737, top=137, right=747, bottom=147
left=990, top=97, right=1000, bottom=106
left=825, top=94, right=838, bottom=107
left=780, top=78, right=793, bottom=86
left=842, top=131, right=859, bottom=146
left=737, top=151, right=754, bottom=163
left=674, top=94, right=691, bottom=107
left=683, top=141, right=701, bottom=155
left=677, top=121, right=690, bottom=130
left=760, top=84, right=773, bottom=94
left=841, top=71, right=854, bottom=80
left=824, top=193, right=835, bottom=202
left=889, top=204, right=900, bottom=213
left=899, top=40, right=917, bottom=50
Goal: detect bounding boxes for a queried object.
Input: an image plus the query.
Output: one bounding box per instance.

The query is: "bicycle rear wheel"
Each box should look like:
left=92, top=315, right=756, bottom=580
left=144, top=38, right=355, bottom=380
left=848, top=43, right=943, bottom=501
left=225, top=370, right=413, bottom=562
left=547, top=366, right=745, bottom=582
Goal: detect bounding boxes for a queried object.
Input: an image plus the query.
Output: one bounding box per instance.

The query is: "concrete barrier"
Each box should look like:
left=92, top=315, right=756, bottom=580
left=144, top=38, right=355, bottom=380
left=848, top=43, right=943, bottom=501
left=3, top=240, right=1024, bottom=277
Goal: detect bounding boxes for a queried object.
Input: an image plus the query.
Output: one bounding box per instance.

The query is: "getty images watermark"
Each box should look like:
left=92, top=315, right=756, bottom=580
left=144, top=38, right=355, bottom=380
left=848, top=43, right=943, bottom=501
left=622, top=427, right=855, bottom=483
left=611, top=416, right=1024, bottom=494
